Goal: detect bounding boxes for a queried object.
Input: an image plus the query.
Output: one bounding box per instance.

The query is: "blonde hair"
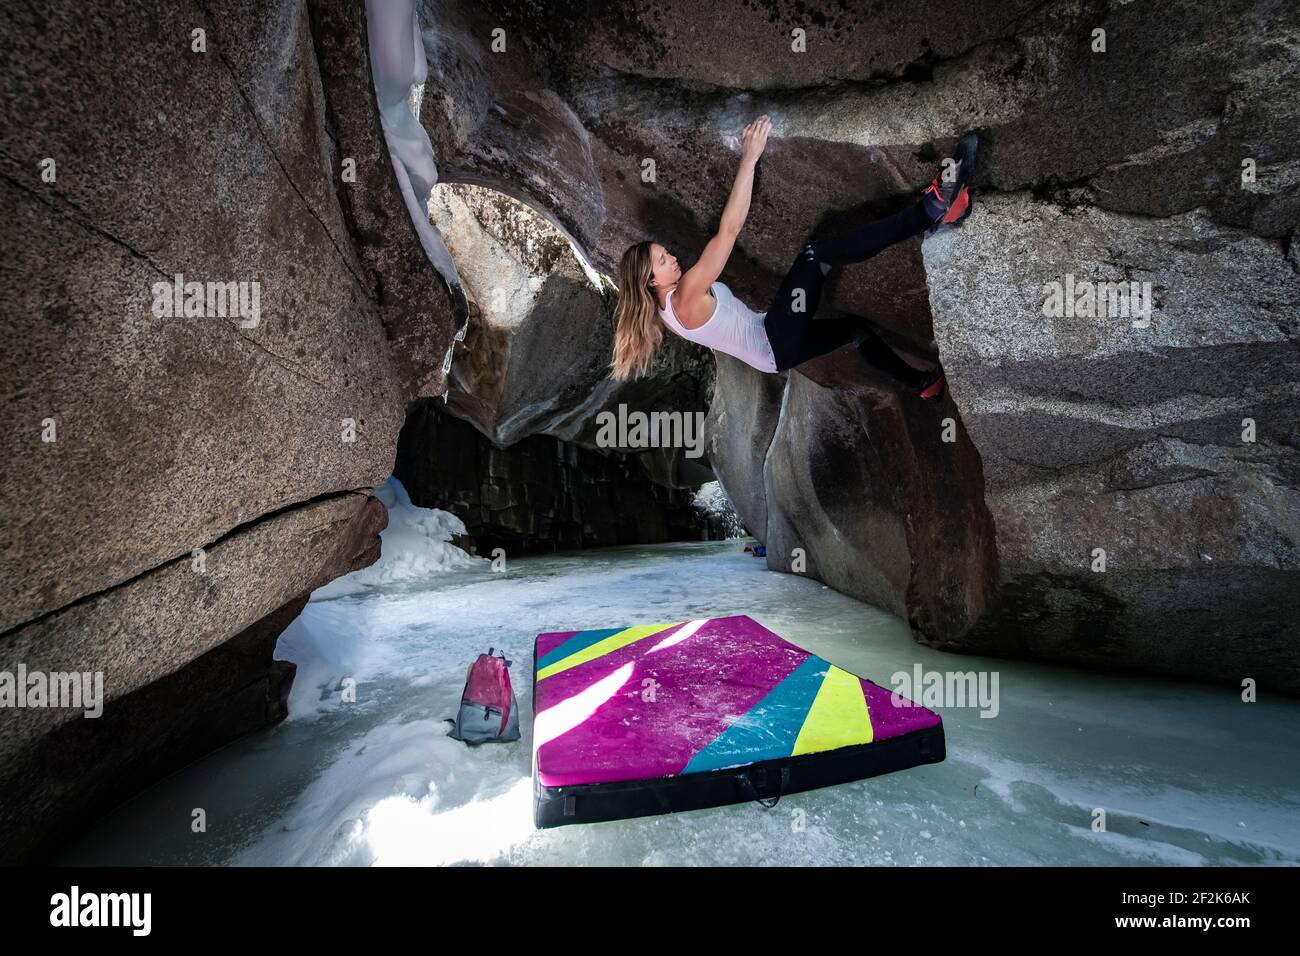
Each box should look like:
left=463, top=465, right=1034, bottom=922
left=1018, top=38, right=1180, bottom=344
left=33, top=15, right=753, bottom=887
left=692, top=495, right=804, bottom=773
left=611, top=241, right=664, bottom=380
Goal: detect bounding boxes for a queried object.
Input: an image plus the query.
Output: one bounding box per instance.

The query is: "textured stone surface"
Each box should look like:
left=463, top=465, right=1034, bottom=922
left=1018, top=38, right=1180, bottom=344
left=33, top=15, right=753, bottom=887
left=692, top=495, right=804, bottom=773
left=395, top=399, right=718, bottom=553
left=310, top=0, right=464, bottom=404
left=433, top=181, right=620, bottom=444
left=923, top=194, right=1300, bottom=689
left=0, top=491, right=386, bottom=862
left=14, top=594, right=307, bottom=865
left=426, top=0, right=1300, bottom=368
left=0, top=0, right=456, bottom=860
left=413, top=0, right=606, bottom=253
left=432, top=181, right=715, bottom=497
left=0, top=0, right=408, bottom=634
left=714, top=347, right=999, bottom=640
left=478, top=0, right=1300, bottom=239
left=702, top=355, right=787, bottom=542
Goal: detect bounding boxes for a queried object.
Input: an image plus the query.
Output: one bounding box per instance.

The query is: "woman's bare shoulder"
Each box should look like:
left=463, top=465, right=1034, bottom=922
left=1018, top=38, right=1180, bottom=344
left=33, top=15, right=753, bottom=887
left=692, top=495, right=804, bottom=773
left=670, top=285, right=715, bottom=331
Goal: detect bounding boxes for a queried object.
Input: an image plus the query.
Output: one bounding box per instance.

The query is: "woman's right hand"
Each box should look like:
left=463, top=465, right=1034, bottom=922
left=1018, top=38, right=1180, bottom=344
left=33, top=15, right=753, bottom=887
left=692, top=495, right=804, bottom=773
left=740, top=115, right=772, bottom=164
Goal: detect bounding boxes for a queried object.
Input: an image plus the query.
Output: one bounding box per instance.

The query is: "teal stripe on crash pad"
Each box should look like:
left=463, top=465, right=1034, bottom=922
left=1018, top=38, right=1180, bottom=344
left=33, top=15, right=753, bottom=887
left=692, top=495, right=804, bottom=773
left=535, top=627, right=627, bottom=672
left=683, top=655, right=830, bottom=774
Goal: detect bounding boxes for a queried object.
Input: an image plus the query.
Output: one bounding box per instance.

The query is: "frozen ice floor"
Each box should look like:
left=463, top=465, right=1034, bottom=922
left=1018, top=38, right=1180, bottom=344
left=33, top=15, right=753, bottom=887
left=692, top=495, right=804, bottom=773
left=58, top=537, right=1300, bottom=866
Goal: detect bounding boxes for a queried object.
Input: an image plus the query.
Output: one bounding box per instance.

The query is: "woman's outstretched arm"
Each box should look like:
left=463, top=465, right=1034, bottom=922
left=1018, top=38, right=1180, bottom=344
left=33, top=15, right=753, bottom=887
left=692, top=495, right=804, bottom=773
left=677, top=115, right=771, bottom=306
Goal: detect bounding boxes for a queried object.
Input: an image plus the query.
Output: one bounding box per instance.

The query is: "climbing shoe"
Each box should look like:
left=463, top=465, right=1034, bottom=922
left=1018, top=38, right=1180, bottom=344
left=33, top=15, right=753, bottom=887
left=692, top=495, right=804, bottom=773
left=922, top=131, right=978, bottom=225
left=917, top=370, right=947, bottom=400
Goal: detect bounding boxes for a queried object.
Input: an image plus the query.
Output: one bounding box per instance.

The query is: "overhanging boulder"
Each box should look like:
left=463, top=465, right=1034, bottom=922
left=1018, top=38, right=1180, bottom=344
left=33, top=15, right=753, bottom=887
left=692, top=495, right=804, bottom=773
left=923, top=193, right=1300, bottom=689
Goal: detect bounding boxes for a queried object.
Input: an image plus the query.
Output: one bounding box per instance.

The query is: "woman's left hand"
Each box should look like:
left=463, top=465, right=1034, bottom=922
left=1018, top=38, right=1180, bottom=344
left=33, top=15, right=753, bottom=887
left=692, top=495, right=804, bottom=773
left=740, top=115, right=772, bottom=164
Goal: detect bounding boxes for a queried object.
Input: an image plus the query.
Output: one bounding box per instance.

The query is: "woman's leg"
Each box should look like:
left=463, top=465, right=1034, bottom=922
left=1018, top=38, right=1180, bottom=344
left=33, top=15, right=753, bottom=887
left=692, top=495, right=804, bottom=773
left=763, top=206, right=930, bottom=388
left=801, top=200, right=932, bottom=266
left=846, top=322, right=927, bottom=388
left=762, top=137, right=978, bottom=387
left=763, top=250, right=840, bottom=371
left=767, top=307, right=925, bottom=388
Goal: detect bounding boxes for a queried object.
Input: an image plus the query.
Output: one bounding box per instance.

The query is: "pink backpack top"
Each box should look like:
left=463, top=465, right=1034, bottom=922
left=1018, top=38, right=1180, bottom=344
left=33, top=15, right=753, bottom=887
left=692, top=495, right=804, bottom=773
left=448, top=648, right=520, bottom=744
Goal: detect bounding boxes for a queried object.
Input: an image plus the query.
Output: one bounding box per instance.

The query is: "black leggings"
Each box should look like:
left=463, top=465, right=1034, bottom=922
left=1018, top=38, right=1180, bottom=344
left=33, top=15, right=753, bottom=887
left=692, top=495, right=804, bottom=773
left=763, top=200, right=931, bottom=385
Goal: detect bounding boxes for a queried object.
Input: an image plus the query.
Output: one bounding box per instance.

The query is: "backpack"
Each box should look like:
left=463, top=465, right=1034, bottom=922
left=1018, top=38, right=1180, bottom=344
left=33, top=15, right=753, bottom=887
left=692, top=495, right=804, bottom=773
left=447, top=648, right=520, bottom=745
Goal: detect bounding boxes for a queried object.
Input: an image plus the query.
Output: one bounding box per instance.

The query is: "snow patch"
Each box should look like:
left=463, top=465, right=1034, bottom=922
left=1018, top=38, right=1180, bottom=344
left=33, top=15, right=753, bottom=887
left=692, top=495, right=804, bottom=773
left=280, top=477, right=487, bottom=720
left=313, top=476, right=486, bottom=600
left=692, top=480, right=745, bottom=539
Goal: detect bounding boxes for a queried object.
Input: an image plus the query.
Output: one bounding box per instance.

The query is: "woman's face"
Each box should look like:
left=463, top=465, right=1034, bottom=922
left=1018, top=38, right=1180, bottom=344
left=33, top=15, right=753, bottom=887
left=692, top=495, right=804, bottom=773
left=648, top=243, right=681, bottom=291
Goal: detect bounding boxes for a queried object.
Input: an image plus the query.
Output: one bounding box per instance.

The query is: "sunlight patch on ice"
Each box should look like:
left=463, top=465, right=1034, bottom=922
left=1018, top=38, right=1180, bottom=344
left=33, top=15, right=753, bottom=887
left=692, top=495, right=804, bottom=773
left=368, top=779, right=535, bottom=866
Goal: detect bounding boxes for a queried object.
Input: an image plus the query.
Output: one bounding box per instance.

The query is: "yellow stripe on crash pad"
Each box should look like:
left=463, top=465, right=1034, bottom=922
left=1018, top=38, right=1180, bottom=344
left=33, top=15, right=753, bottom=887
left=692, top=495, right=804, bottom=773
left=792, top=664, right=874, bottom=756
left=536, top=622, right=682, bottom=681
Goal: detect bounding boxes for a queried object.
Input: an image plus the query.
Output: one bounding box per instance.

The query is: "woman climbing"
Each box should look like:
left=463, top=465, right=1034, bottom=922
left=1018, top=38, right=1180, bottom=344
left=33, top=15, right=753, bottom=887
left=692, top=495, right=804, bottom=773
left=610, top=115, right=978, bottom=400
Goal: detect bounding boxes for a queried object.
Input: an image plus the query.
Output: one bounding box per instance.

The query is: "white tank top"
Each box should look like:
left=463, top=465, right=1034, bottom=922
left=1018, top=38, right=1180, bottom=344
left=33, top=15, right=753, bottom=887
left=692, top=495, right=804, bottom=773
left=659, top=281, right=778, bottom=373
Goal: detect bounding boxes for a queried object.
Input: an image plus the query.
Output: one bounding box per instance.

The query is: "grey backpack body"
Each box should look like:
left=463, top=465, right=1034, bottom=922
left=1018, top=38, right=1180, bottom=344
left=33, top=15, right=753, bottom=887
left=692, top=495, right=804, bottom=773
left=448, top=648, right=521, bottom=745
